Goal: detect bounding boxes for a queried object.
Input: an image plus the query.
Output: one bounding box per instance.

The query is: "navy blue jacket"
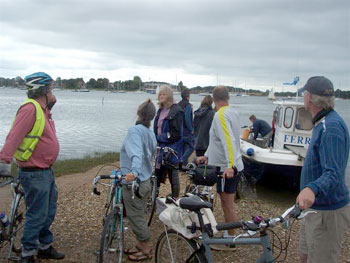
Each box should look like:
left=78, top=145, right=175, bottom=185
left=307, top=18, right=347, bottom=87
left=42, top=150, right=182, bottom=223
left=154, top=104, right=184, bottom=165
left=252, top=119, right=272, bottom=140
left=301, top=110, right=349, bottom=210
left=178, top=99, right=193, bottom=137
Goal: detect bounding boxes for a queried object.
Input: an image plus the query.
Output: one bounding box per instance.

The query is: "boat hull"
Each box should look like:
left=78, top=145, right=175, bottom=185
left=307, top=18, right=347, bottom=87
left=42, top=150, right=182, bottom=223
left=242, top=156, right=301, bottom=191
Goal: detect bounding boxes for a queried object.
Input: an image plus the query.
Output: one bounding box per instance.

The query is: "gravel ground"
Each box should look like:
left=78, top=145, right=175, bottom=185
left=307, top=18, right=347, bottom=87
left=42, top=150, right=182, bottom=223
left=1, top=164, right=349, bottom=263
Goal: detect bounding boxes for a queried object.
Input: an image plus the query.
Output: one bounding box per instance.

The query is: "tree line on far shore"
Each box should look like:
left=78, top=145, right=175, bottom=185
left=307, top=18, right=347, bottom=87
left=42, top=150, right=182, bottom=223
left=1, top=76, right=350, bottom=99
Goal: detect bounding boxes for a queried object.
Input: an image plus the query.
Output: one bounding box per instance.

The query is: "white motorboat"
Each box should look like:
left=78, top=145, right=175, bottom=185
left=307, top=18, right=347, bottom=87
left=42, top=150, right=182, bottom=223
left=240, top=99, right=313, bottom=190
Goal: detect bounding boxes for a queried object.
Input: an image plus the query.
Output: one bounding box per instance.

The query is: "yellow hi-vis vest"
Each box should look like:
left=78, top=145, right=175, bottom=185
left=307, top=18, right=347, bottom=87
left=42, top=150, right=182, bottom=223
left=12, top=99, right=46, bottom=161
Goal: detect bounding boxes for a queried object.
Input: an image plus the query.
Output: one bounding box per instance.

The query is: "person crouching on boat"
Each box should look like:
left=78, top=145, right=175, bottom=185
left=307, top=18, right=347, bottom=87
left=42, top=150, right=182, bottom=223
left=248, top=114, right=273, bottom=148
left=121, top=99, right=157, bottom=261
left=296, top=76, right=350, bottom=263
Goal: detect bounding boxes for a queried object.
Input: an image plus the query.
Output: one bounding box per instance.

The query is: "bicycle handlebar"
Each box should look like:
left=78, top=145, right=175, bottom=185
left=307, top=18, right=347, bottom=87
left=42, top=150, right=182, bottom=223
left=216, top=204, right=313, bottom=232
left=216, top=221, right=244, bottom=231
left=91, top=171, right=139, bottom=198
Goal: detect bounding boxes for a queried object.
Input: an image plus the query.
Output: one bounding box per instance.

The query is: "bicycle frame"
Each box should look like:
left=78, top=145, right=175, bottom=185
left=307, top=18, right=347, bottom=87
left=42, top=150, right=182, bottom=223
left=111, top=178, right=124, bottom=239
left=198, top=231, right=274, bottom=263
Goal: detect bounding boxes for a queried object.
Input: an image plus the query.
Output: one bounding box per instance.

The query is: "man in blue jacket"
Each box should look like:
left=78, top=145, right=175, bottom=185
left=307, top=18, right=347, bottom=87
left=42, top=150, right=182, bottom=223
left=178, top=88, right=194, bottom=165
left=296, top=76, right=350, bottom=263
left=248, top=114, right=272, bottom=148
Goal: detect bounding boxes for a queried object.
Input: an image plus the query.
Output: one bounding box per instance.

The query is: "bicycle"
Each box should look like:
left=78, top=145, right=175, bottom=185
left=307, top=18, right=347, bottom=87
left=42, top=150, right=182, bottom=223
left=0, top=174, right=26, bottom=262
left=91, top=168, right=138, bottom=263
left=145, top=174, right=157, bottom=226
left=146, top=146, right=180, bottom=227
left=155, top=195, right=315, bottom=263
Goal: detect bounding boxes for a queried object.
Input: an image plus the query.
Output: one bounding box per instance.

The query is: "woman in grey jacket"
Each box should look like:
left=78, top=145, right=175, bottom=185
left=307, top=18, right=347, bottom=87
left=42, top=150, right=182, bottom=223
left=193, top=95, right=215, bottom=156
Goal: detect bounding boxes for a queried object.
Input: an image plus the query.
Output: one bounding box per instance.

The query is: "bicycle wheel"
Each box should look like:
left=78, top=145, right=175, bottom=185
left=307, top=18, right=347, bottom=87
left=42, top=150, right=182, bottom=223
left=99, top=208, right=123, bottom=263
left=146, top=176, right=157, bottom=226
left=103, top=185, right=116, bottom=225
left=9, top=192, right=26, bottom=254
left=155, top=229, right=206, bottom=263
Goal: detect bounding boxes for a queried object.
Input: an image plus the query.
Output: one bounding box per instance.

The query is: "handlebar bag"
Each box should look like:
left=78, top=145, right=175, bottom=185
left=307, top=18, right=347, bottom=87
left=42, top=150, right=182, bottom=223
left=193, top=165, right=218, bottom=186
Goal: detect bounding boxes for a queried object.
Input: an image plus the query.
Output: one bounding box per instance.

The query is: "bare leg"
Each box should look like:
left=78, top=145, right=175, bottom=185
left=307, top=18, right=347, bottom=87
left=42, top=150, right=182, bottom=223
left=219, top=192, right=238, bottom=236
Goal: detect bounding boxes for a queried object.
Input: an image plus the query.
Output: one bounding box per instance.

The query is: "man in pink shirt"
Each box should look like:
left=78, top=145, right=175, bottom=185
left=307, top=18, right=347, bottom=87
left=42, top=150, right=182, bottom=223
left=0, top=72, right=64, bottom=263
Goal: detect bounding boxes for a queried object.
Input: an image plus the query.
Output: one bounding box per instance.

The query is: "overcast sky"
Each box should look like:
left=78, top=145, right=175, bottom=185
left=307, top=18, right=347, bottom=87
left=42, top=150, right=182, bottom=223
left=0, top=0, right=349, bottom=91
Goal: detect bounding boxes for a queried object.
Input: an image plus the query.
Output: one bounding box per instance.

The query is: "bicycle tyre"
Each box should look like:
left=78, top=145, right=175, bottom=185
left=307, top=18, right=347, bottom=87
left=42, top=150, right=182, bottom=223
left=103, top=185, right=116, bottom=225
left=146, top=176, right=157, bottom=226
left=9, top=192, right=26, bottom=254
left=155, top=229, right=206, bottom=263
left=98, top=209, right=123, bottom=263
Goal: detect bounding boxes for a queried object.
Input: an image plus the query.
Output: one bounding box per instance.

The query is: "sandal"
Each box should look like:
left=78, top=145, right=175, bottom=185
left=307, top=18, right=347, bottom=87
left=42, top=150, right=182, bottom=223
left=128, top=250, right=152, bottom=262
left=124, top=246, right=140, bottom=255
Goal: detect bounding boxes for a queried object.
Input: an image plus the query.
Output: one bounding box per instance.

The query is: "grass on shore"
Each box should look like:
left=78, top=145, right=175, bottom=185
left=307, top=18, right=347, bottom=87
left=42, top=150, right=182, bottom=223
left=52, top=152, right=119, bottom=177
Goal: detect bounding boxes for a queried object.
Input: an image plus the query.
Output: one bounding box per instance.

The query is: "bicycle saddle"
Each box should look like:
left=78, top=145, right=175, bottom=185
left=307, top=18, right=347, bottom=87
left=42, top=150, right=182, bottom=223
left=179, top=195, right=213, bottom=211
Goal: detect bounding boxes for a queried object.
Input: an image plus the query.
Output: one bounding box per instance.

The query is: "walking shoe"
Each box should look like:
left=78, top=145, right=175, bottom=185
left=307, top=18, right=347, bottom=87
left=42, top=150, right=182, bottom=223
left=37, top=246, right=65, bottom=260
left=20, top=255, right=35, bottom=263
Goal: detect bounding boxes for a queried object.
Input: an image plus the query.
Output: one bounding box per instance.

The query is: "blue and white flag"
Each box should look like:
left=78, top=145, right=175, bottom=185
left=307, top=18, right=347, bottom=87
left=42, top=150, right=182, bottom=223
left=283, top=76, right=299, bottom=85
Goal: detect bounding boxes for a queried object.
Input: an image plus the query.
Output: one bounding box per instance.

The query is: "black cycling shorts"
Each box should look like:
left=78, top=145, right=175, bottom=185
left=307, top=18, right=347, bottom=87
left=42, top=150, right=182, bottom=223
left=216, top=172, right=242, bottom=194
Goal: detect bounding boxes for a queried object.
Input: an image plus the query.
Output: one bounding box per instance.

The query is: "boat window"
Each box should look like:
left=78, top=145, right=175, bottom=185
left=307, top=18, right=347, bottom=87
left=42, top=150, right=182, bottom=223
left=276, top=107, right=283, bottom=127
left=296, top=108, right=313, bottom=130
left=284, top=107, right=294, bottom=128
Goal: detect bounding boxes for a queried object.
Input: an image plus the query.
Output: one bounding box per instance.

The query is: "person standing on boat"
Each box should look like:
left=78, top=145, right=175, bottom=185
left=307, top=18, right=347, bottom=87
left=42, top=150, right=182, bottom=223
left=270, top=110, right=278, bottom=147
left=178, top=88, right=194, bottom=166
left=196, top=86, right=244, bottom=250
left=0, top=72, right=64, bottom=263
left=296, top=76, right=350, bottom=263
left=193, top=95, right=215, bottom=156
left=121, top=99, right=157, bottom=261
left=248, top=114, right=272, bottom=148
left=154, top=85, right=183, bottom=198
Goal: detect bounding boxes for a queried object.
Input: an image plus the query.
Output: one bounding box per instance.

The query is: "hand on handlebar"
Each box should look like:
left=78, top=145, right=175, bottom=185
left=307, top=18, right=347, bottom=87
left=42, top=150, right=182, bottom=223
left=196, top=156, right=208, bottom=165
left=296, top=187, right=315, bottom=210
left=125, top=173, right=137, bottom=182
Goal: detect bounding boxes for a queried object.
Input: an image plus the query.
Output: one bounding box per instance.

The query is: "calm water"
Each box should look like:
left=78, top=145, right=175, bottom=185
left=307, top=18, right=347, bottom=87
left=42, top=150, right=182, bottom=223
left=1, top=87, right=349, bottom=201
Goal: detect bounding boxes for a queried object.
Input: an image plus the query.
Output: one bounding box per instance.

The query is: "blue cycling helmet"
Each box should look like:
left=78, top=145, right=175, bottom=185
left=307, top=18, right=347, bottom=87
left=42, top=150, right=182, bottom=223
left=24, top=72, right=53, bottom=91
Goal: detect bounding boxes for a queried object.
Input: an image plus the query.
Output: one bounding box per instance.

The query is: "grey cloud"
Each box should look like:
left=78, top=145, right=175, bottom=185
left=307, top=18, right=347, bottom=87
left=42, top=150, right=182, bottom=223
left=0, top=0, right=349, bottom=88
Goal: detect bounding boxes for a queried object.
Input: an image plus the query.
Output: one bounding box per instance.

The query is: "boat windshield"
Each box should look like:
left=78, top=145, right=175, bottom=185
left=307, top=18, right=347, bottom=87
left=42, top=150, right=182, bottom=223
left=295, top=108, right=313, bottom=130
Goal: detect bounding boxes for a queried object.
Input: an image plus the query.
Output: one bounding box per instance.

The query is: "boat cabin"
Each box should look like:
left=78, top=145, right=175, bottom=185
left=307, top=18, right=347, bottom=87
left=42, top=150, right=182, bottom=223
left=273, top=100, right=313, bottom=151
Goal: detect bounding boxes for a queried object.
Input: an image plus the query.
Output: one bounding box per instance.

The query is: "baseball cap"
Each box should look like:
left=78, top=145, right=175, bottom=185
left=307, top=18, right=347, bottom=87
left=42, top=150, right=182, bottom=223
left=300, top=76, right=334, bottom=97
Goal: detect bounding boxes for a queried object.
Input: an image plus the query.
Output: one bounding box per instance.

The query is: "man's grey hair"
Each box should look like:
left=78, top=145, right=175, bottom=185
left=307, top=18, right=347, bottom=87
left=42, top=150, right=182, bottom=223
left=310, top=94, right=335, bottom=110
left=213, top=85, right=229, bottom=102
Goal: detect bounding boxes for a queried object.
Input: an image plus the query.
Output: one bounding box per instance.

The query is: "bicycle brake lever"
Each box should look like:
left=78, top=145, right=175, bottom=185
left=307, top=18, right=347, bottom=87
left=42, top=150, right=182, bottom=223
left=297, top=210, right=317, bottom=220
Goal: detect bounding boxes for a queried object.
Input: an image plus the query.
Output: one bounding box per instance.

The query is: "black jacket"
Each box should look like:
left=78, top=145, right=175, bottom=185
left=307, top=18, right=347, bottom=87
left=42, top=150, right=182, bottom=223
left=193, top=106, right=215, bottom=152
